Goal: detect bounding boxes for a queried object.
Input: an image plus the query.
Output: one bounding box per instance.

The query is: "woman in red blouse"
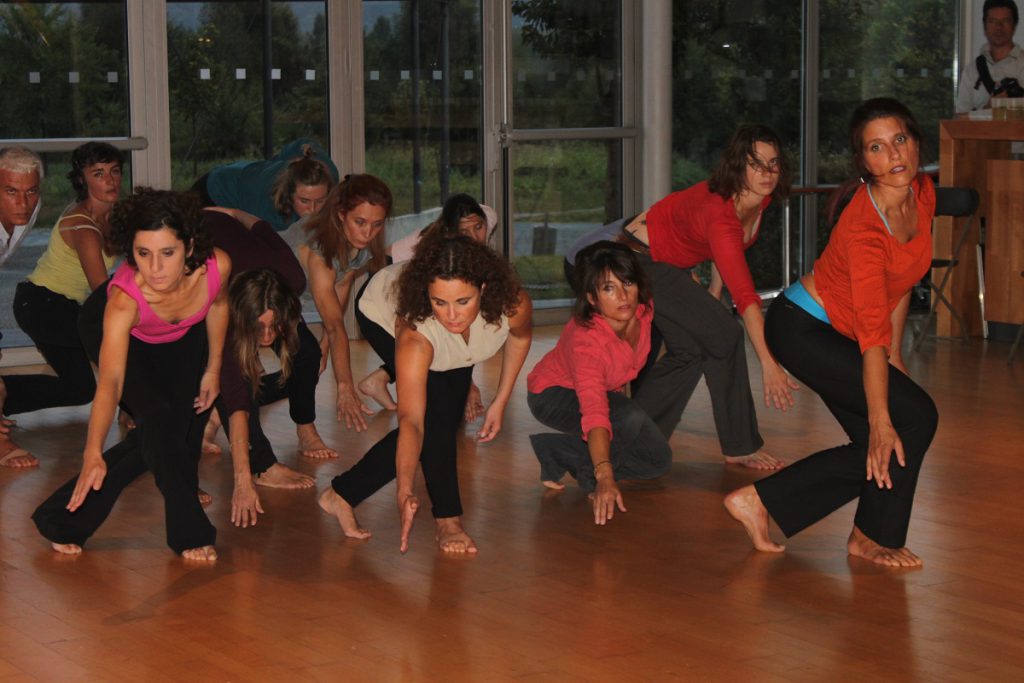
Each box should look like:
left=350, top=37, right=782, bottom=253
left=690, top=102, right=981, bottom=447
left=725, top=98, right=938, bottom=568
left=617, top=124, right=797, bottom=470
left=528, top=241, right=671, bottom=524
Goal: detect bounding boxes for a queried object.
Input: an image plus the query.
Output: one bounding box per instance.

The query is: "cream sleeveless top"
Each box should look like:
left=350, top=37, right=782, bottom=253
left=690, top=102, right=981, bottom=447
left=358, top=262, right=510, bottom=372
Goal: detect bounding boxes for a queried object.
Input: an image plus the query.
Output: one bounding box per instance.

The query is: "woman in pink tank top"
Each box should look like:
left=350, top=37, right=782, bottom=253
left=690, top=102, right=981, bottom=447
left=33, top=189, right=232, bottom=562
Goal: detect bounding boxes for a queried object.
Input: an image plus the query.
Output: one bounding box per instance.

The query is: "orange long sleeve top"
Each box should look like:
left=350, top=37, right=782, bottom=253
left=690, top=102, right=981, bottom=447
left=814, top=174, right=935, bottom=354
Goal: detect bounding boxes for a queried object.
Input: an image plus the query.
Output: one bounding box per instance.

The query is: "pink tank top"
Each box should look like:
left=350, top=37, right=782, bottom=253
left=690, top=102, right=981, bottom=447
left=107, top=255, right=221, bottom=344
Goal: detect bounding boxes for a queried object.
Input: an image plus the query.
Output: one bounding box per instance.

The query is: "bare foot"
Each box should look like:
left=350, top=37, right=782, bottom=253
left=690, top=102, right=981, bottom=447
left=297, top=423, right=338, bottom=459
left=542, top=479, right=566, bottom=490
left=435, top=517, right=478, bottom=554
left=847, top=526, right=922, bottom=568
left=724, top=450, right=785, bottom=470
left=0, top=437, right=38, bottom=468
left=198, top=488, right=213, bottom=507
left=51, top=542, right=82, bottom=555
left=255, top=463, right=315, bottom=489
left=358, top=368, right=397, bottom=410
left=201, top=410, right=222, bottom=455
left=318, top=487, right=372, bottom=539
left=724, top=485, right=785, bottom=553
left=182, top=545, right=217, bottom=561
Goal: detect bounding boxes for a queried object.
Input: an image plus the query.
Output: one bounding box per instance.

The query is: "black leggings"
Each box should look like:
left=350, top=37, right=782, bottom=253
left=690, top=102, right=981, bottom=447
left=217, top=320, right=322, bottom=474
left=354, top=275, right=396, bottom=382
left=32, top=285, right=215, bottom=554
left=2, top=281, right=96, bottom=415
left=331, top=316, right=472, bottom=518
left=754, top=295, right=938, bottom=549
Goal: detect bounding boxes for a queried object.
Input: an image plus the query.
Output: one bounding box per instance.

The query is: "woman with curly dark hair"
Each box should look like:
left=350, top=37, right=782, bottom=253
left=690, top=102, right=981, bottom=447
left=527, top=241, right=671, bottom=524
left=32, top=188, right=230, bottom=562
left=0, top=142, right=123, bottom=469
left=319, top=233, right=532, bottom=554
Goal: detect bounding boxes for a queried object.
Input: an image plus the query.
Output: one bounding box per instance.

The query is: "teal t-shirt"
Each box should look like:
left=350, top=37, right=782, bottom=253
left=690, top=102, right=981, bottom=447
left=205, top=138, right=339, bottom=231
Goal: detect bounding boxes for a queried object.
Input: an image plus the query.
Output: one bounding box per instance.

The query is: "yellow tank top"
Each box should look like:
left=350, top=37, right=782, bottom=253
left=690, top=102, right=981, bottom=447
left=28, top=210, right=119, bottom=303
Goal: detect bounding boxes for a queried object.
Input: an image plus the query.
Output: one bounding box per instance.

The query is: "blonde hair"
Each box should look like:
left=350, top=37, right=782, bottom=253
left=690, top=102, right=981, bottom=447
left=0, top=147, right=44, bottom=179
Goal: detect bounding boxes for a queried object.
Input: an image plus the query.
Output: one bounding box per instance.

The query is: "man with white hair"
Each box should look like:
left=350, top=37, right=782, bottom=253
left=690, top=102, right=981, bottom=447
left=0, top=146, right=43, bottom=266
left=0, top=146, right=44, bottom=467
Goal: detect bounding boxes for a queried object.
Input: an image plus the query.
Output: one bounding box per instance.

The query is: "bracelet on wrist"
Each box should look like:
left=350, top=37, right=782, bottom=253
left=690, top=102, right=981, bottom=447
left=593, top=460, right=612, bottom=476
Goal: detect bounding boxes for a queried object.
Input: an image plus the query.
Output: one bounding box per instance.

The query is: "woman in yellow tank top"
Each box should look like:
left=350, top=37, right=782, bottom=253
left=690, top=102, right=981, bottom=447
left=0, top=142, right=123, bottom=469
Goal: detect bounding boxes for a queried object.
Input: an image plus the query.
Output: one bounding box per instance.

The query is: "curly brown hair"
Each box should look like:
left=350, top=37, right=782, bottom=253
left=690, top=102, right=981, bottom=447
left=112, top=188, right=212, bottom=274
left=395, top=233, right=521, bottom=328
left=304, top=173, right=391, bottom=274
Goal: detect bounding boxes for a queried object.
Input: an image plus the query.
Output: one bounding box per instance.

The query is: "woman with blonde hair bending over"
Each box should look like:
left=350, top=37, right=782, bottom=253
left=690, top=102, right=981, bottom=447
left=319, top=233, right=532, bottom=554
left=726, top=98, right=939, bottom=568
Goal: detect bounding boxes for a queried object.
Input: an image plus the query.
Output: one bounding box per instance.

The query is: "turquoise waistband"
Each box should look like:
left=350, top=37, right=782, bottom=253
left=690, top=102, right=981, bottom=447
left=783, top=281, right=831, bottom=325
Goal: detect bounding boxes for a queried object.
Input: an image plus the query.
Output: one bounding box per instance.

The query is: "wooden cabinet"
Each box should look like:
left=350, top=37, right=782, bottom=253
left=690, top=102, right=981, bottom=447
left=938, top=120, right=1024, bottom=334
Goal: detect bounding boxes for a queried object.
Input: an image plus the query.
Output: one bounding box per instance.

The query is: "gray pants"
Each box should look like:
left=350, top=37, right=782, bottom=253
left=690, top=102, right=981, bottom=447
left=632, top=254, right=763, bottom=456
left=527, top=386, right=671, bottom=492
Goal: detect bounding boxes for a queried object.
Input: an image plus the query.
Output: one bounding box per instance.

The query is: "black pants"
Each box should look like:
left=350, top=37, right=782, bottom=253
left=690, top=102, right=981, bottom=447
left=32, top=285, right=215, bottom=554
left=632, top=255, right=763, bottom=455
left=754, top=295, right=938, bottom=549
left=354, top=275, right=396, bottom=382
left=527, top=386, right=671, bottom=492
left=2, top=281, right=96, bottom=415
left=217, top=320, right=321, bottom=474
left=331, top=316, right=472, bottom=518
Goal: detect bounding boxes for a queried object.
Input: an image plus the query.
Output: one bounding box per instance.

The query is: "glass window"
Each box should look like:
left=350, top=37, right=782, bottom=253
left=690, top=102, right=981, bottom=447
left=508, top=0, right=626, bottom=305
left=166, top=1, right=329, bottom=190
left=511, top=139, right=623, bottom=303
left=511, top=1, right=622, bottom=128
left=363, top=0, right=484, bottom=233
left=0, top=2, right=129, bottom=345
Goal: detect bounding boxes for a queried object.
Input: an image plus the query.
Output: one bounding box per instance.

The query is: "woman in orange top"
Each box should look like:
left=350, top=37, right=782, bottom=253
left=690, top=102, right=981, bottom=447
left=726, top=98, right=939, bottom=568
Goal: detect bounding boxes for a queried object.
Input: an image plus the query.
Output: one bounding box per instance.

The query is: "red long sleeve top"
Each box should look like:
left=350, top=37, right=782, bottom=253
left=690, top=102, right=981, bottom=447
left=527, top=304, right=653, bottom=440
left=814, top=174, right=935, bottom=354
left=646, top=181, right=769, bottom=314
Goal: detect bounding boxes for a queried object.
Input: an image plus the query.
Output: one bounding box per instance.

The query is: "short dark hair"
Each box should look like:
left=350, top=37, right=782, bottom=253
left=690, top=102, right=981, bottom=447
left=111, top=188, right=212, bottom=274
left=707, top=124, right=791, bottom=201
left=984, top=0, right=1019, bottom=27
left=68, top=142, right=124, bottom=201
left=572, top=240, right=650, bottom=325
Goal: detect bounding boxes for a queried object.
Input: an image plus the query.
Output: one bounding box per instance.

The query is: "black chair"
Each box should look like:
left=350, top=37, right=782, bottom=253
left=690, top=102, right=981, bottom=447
left=1009, top=271, right=1024, bottom=366
left=911, top=186, right=980, bottom=352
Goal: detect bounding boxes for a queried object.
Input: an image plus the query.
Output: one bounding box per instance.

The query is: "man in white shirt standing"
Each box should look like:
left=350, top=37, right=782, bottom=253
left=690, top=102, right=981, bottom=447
left=957, top=0, right=1024, bottom=113
left=0, top=146, right=43, bottom=468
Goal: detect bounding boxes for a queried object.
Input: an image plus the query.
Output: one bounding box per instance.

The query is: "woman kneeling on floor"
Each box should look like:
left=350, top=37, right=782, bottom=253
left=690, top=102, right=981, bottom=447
left=527, top=241, right=671, bottom=524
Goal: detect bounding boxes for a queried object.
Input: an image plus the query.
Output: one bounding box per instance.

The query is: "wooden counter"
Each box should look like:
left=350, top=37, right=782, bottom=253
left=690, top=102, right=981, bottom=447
left=938, top=119, right=1024, bottom=335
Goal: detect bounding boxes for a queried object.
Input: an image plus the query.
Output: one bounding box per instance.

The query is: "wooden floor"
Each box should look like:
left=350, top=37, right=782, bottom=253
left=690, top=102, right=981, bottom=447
left=2, top=325, right=1023, bottom=682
